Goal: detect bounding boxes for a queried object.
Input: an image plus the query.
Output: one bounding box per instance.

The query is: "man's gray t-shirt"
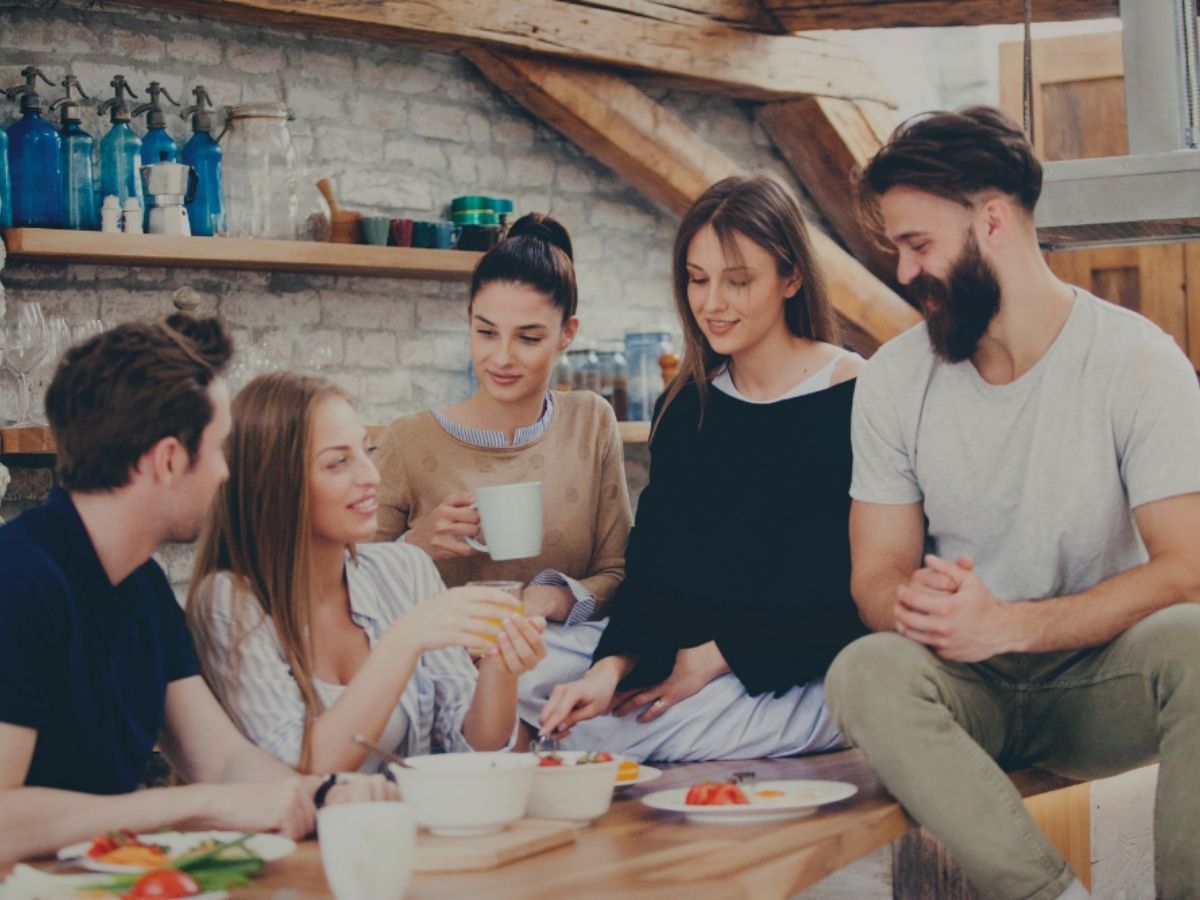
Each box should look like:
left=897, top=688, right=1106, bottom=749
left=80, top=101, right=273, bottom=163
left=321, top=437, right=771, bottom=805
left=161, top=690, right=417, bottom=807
left=851, top=289, right=1200, bottom=602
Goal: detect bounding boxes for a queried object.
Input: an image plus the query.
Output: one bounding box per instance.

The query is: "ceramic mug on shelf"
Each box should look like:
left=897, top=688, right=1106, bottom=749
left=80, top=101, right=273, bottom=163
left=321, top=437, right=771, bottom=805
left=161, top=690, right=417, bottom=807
left=390, top=217, right=414, bottom=247
left=464, top=482, right=543, bottom=561
left=412, top=220, right=437, bottom=249
left=361, top=216, right=391, bottom=246
left=431, top=221, right=462, bottom=250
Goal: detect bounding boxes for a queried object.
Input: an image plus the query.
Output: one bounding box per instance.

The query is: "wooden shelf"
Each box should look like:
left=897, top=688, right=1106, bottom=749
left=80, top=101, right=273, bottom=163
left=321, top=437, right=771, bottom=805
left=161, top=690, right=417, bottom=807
left=2, top=420, right=652, bottom=457
left=1, top=229, right=481, bottom=281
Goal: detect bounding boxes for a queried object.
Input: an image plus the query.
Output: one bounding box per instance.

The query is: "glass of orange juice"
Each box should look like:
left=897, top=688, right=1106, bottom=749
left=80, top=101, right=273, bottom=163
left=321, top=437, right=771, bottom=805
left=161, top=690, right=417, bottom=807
left=466, top=580, right=524, bottom=656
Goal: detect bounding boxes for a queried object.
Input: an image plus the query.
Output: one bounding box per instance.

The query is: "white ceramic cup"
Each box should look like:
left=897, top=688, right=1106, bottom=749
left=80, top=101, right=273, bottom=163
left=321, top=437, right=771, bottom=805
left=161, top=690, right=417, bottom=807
left=318, top=801, right=416, bottom=900
left=464, top=481, right=543, bottom=561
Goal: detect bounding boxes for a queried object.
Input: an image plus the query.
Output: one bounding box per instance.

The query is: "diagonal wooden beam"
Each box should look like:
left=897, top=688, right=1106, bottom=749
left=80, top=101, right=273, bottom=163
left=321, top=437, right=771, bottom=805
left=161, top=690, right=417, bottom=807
left=762, top=0, right=1117, bottom=31
left=120, top=0, right=891, bottom=102
left=466, top=48, right=919, bottom=346
left=758, top=96, right=899, bottom=289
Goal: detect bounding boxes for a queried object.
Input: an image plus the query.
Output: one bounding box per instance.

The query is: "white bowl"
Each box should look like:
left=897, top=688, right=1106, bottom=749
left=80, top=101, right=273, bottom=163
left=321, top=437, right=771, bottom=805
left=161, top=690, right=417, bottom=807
left=318, top=801, right=415, bottom=900
left=389, top=752, right=536, bottom=837
left=523, top=751, right=619, bottom=825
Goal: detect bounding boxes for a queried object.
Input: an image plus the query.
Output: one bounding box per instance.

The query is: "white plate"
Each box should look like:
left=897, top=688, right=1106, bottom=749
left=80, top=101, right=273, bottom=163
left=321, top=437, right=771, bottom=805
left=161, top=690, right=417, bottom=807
left=640, top=779, right=857, bottom=825
left=614, top=763, right=662, bottom=788
left=57, top=831, right=297, bottom=874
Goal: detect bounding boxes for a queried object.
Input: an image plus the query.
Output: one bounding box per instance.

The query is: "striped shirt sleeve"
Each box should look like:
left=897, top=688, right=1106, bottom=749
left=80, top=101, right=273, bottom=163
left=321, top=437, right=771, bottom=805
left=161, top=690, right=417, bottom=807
left=199, top=573, right=309, bottom=769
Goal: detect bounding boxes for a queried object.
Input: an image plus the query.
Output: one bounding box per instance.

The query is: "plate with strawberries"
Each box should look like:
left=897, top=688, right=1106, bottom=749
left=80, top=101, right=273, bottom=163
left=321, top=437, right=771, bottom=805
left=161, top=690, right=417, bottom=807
left=641, top=779, right=857, bottom=825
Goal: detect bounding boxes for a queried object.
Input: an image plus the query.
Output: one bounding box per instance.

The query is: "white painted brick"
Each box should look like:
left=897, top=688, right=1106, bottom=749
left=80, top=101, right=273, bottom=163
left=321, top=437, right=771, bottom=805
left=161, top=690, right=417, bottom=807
left=410, top=369, right=467, bottom=408
left=384, top=140, right=447, bottom=171
left=443, top=76, right=491, bottom=105
left=295, top=49, right=356, bottom=87
left=344, top=331, right=397, bottom=369
left=592, top=199, right=658, bottom=234
left=219, top=290, right=321, bottom=328
left=492, top=118, right=534, bottom=146
left=416, top=296, right=470, bottom=333
left=167, top=35, right=221, bottom=66
left=99, top=288, right=176, bottom=323
left=285, top=82, right=346, bottom=121
left=358, top=58, right=442, bottom=95
left=339, top=171, right=433, bottom=210
left=555, top=162, right=595, bottom=193
left=507, top=156, right=555, bottom=188
left=467, top=112, right=490, bottom=145
left=623, top=276, right=671, bottom=307
left=110, top=29, right=166, bottom=63
left=227, top=41, right=285, bottom=75
left=410, top=101, right=470, bottom=142
left=316, top=123, right=385, bottom=163
left=293, top=329, right=344, bottom=368
left=429, top=335, right=469, bottom=371
left=72, top=64, right=183, bottom=108
left=321, top=291, right=416, bottom=330
left=395, top=338, right=436, bottom=368
left=475, top=155, right=506, bottom=186
left=348, top=92, right=409, bottom=132
left=194, top=76, right=244, bottom=110
left=359, top=368, right=413, bottom=409
left=0, top=20, right=98, bottom=54
left=447, top=154, right=477, bottom=185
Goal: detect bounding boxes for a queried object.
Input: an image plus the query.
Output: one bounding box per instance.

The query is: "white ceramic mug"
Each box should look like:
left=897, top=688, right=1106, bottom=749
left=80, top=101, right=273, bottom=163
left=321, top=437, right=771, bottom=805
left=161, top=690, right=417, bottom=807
left=464, top=481, right=543, bottom=561
left=318, top=801, right=416, bottom=900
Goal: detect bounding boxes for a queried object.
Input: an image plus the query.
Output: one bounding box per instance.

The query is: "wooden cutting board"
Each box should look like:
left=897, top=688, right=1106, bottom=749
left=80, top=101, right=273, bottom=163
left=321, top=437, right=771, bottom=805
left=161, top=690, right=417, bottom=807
left=415, top=819, right=576, bottom=872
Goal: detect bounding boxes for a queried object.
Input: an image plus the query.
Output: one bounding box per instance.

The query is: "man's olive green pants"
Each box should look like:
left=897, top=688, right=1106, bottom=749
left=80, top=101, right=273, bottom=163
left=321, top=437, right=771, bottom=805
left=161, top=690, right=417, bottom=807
left=826, top=605, right=1200, bottom=900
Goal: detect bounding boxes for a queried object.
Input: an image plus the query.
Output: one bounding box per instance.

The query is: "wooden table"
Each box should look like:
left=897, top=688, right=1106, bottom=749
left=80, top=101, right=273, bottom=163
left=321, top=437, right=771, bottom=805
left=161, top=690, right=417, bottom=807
left=194, top=752, right=1084, bottom=899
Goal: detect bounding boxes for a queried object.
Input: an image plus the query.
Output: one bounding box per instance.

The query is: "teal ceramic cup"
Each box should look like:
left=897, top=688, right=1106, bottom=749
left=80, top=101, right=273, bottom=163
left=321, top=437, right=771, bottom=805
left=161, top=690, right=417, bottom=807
left=361, top=216, right=391, bottom=246
left=412, top=220, right=437, bottom=248
left=432, top=221, right=462, bottom=249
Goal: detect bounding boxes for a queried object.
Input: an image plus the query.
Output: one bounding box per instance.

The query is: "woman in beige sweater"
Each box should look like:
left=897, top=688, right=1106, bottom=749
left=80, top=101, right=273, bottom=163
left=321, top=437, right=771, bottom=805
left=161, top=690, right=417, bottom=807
left=373, top=214, right=633, bottom=627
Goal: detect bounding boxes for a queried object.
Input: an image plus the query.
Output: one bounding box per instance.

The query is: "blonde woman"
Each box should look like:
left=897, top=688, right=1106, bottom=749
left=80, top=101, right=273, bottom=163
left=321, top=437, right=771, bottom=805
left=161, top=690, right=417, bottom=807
left=187, top=373, right=547, bottom=775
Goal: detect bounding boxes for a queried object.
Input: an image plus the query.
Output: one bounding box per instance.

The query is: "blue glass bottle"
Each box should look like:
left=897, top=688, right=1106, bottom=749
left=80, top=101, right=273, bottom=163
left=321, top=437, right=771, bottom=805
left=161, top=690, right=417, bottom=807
left=51, top=75, right=98, bottom=231
left=97, top=76, right=143, bottom=211
left=0, top=126, right=11, bottom=229
left=180, top=86, right=224, bottom=237
left=134, top=82, right=180, bottom=231
left=3, top=67, right=62, bottom=228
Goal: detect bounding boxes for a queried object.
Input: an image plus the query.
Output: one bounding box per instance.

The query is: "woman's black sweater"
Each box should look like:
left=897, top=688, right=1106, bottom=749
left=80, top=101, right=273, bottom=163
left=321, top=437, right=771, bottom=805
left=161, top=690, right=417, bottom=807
left=593, top=378, right=867, bottom=696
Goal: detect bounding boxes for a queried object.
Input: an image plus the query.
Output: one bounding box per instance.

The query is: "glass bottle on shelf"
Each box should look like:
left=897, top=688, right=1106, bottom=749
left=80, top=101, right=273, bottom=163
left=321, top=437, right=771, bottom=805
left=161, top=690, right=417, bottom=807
left=97, top=75, right=143, bottom=211
left=51, top=75, right=99, bottom=231
left=288, top=120, right=330, bottom=242
left=221, top=102, right=297, bottom=239
left=3, top=67, right=63, bottom=228
left=180, top=86, right=225, bottom=237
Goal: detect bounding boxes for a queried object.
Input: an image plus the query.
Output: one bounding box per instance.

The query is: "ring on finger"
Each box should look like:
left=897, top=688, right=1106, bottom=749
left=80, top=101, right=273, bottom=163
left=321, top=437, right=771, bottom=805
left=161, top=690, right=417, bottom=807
left=651, top=698, right=667, bottom=710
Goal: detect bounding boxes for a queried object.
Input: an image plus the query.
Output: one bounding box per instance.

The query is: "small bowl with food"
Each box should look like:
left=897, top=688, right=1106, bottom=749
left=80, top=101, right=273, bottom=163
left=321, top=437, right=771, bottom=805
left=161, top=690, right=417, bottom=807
left=389, top=752, right=536, bottom=837
left=524, top=750, right=620, bottom=825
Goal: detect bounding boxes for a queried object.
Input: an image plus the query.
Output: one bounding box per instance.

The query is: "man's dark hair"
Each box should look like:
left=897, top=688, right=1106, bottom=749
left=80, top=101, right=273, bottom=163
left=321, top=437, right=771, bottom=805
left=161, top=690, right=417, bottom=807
left=45, top=314, right=234, bottom=492
left=857, top=105, right=1043, bottom=237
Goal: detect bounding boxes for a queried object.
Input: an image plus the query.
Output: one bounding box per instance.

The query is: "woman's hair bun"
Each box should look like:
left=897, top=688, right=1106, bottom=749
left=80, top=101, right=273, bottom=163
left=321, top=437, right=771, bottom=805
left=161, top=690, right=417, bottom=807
left=506, top=212, right=574, bottom=262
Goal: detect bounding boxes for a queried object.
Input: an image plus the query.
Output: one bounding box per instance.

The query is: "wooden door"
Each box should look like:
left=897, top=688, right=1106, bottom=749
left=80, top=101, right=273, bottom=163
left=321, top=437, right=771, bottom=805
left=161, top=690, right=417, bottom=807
left=999, top=31, right=1198, bottom=369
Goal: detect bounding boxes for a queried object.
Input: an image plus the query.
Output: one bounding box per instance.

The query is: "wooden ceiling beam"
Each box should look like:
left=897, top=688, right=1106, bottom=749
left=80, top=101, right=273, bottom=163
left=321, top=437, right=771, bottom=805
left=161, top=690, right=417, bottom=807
left=466, top=48, right=919, bottom=346
left=120, top=0, right=890, bottom=102
left=761, top=0, right=1117, bottom=31
left=758, top=96, right=899, bottom=289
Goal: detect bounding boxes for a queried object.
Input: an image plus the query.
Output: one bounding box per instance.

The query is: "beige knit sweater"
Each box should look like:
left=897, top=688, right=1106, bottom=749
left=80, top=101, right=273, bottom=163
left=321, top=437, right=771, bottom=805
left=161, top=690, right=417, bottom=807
left=372, top=391, right=633, bottom=618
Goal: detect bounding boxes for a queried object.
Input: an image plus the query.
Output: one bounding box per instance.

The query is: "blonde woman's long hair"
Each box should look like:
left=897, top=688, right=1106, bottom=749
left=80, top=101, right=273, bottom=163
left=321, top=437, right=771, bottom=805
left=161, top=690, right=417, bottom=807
left=188, top=371, right=353, bottom=773
left=655, top=175, right=840, bottom=436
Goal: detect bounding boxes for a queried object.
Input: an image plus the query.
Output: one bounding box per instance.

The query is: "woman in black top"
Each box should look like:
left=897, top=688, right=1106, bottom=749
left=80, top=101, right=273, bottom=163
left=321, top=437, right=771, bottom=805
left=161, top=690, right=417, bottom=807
left=525, top=175, right=868, bottom=761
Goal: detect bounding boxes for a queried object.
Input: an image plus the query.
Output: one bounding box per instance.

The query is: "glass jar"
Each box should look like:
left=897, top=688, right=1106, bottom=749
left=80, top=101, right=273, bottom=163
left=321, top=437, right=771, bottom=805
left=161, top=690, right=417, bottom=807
left=569, top=342, right=603, bottom=395
left=606, top=341, right=629, bottom=421
left=624, top=330, right=673, bottom=421
left=221, top=103, right=297, bottom=239
left=288, top=120, right=330, bottom=242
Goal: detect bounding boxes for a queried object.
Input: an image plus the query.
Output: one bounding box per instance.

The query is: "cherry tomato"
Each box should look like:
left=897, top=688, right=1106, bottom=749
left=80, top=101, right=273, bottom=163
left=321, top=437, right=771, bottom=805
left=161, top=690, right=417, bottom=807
left=709, top=783, right=749, bottom=805
left=591, top=752, right=614, bottom=763
left=124, top=869, right=200, bottom=899
left=685, top=782, right=720, bottom=805
left=538, top=754, right=565, bottom=767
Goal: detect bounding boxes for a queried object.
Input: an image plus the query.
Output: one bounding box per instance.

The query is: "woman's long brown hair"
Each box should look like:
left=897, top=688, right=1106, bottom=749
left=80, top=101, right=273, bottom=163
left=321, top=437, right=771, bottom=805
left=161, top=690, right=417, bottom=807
left=655, top=174, right=840, bottom=436
left=188, top=372, right=352, bottom=773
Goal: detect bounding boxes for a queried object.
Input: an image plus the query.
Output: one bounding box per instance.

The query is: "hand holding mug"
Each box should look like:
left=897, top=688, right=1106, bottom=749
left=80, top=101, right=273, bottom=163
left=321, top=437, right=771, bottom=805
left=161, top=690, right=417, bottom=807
left=404, top=492, right=481, bottom=560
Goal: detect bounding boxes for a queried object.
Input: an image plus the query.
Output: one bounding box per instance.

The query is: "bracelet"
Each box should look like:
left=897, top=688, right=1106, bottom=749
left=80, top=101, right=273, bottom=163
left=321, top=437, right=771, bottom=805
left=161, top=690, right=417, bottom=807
left=313, top=773, right=339, bottom=809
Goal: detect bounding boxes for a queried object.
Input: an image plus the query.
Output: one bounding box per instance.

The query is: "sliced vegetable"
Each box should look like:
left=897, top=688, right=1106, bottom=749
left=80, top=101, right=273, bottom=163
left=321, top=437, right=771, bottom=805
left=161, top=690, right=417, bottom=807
left=123, top=868, right=200, bottom=898
left=685, top=780, right=749, bottom=805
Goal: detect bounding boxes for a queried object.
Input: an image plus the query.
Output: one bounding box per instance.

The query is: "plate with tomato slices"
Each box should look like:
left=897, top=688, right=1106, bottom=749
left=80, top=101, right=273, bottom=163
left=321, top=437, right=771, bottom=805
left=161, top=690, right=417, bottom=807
left=58, top=830, right=296, bottom=874
left=640, top=779, right=857, bottom=825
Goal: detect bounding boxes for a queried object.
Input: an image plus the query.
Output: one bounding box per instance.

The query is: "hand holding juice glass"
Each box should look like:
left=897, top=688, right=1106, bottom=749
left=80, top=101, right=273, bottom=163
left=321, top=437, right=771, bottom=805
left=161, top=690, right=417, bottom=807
left=466, top=580, right=525, bottom=657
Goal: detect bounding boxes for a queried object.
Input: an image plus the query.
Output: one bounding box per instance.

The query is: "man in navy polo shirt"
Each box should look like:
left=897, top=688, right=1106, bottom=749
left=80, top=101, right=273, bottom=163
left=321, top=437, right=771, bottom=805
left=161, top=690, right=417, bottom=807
left=0, top=315, right=387, bottom=865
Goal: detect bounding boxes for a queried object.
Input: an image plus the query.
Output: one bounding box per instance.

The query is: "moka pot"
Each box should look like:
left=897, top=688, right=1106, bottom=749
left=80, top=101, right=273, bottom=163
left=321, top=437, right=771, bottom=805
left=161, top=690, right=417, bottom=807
left=140, top=160, right=197, bottom=236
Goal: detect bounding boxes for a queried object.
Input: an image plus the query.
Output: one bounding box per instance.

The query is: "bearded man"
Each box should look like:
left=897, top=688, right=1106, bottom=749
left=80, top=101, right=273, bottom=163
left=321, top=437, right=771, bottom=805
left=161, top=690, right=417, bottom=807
left=825, top=106, right=1200, bottom=900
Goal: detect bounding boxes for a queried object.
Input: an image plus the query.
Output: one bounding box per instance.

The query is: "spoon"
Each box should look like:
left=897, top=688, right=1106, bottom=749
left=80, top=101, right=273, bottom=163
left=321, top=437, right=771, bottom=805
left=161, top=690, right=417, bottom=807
left=352, top=733, right=411, bottom=770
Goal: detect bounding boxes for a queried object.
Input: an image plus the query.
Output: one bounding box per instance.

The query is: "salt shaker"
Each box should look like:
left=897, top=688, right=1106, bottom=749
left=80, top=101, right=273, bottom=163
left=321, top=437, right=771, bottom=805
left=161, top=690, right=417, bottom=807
left=100, top=195, right=123, bottom=233
left=123, top=196, right=143, bottom=234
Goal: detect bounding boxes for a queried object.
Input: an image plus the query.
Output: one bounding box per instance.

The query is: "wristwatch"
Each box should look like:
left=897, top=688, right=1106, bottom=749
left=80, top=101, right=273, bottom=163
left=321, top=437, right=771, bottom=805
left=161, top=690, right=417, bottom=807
left=313, top=773, right=340, bottom=809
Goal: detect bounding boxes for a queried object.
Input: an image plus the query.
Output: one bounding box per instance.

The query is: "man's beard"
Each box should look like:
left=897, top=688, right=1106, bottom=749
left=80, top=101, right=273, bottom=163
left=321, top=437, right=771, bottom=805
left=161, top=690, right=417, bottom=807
left=908, top=232, right=1001, bottom=363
